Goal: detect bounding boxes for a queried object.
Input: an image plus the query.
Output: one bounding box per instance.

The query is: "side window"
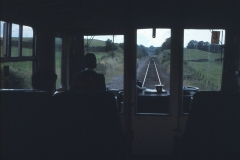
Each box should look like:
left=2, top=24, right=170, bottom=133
left=1, top=21, right=7, bottom=57
left=183, top=29, right=225, bottom=91
left=22, top=26, right=33, bottom=56
left=55, top=37, right=62, bottom=89
left=136, top=28, right=171, bottom=115
left=11, top=23, right=20, bottom=57
left=0, top=21, right=35, bottom=89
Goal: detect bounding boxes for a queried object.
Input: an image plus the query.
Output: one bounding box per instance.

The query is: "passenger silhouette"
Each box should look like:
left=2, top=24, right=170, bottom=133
left=31, top=68, right=57, bottom=92
left=70, top=53, right=106, bottom=91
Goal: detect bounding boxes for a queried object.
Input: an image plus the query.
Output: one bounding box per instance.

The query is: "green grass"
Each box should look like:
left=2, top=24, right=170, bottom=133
left=158, top=49, right=223, bottom=91
left=10, top=47, right=32, bottom=56
left=11, top=37, right=33, bottom=42
left=1, top=46, right=34, bottom=89
left=94, top=48, right=124, bottom=86
left=1, top=61, right=32, bottom=89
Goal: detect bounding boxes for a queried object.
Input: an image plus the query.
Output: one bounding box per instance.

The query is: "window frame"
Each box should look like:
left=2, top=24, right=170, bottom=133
left=1, top=21, right=36, bottom=89
left=135, top=28, right=172, bottom=116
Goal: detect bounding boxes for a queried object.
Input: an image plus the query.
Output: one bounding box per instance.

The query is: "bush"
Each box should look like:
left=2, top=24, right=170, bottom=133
left=0, top=68, right=28, bottom=89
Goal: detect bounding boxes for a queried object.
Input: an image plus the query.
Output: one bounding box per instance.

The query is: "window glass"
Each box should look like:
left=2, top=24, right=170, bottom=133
left=136, top=29, right=171, bottom=115
left=84, top=35, right=124, bottom=90
left=182, top=29, right=225, bottom=114
left=11, top=23, right=19, bottom=57
left=22, top=25, right=33, bottom=56
left=0, top=21, right=6, bottom=57
left=55, top=38, right=62, bottom=89
left=183, top=29, right=225, bottom=91
left=0, top=61, right=32, bottom=89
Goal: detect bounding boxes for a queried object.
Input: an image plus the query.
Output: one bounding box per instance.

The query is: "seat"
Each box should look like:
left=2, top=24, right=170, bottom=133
left=0, top=89, right=53, bottom=159
left=48, top=91, right=125, bottom=159
left=180, top=91, right=240, bottom=159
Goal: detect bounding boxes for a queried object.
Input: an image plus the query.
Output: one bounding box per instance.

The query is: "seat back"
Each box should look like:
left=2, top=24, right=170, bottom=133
left=0, top=89, right=53, bottom=159
left=48, top=91, right=125, bottom=159
left=181, top=91, right=240, bottom=159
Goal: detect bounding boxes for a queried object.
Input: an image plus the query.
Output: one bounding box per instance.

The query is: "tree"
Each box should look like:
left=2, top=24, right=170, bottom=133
left=154, top=47, right=161, bottom=55
left=137, top=44, right=148, bottom=58
left=161, top=37, right=171, bottom=51
left=119, top=43, right=124, bottom=50
left=202, top=41, right=210, bottom=51
left=186, top=40, right=198, bottom=49
left=197, top=41, right=204, bottom=51
left=105, top=39, right=117, bottom=52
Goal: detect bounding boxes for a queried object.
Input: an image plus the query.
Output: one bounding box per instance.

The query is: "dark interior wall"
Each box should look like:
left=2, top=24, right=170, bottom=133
left=1, top=1, right=239, bottom=29
left=222, top=29, right=240, bottom=91
left=35, top=26, right=55, bottom=70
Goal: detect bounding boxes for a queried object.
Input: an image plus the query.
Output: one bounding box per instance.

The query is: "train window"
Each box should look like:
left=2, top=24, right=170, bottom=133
left=1, top=21, right=7, bottom=57
left=55, top=38, right=62, bottom=89
left=84, top=35, right=124, bottom=90
left=11, top=23, right=20, bottom=57
left=136, top=29, right=171, bottom=115
left=182, top=29, right=225, bottom=114
left=22, top=25, right=33, bottom=56
left=183, top=29, right=225, bottom=91
left=0, top=21, right=35, bottom=89
left=0, top=61, right=32, bottom=89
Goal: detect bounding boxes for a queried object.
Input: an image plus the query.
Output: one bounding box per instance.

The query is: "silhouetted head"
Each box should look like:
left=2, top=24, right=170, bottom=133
left=84, top=53, right=97, bottom=69
left=31, top=68, right=57, bottom=91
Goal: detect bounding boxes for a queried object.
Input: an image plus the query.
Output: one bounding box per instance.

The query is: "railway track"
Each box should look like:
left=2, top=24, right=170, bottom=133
left=142, top=57, right=162, bottom=89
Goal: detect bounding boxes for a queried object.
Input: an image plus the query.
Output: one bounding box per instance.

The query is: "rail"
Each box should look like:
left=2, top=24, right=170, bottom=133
left=142, top=58, right=162, bottom=88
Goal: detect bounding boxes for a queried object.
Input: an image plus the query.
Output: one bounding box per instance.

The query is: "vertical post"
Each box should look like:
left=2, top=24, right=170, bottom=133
left=3, top=22, right=8, bottom=57
left=124, top=28, right=136, bottom=159
left=112, top=35, right=114, bottom=58
left=171, top=27, right=184, bottom=158
left=123, top=1, right=135, bottom=158
left=19, top=25, right=23, bottom=57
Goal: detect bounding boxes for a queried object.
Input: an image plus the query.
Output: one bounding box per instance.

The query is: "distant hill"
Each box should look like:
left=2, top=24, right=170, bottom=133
left=11, top=37, right=33, bottom=42
left=84, top=39, right=106, bottom=46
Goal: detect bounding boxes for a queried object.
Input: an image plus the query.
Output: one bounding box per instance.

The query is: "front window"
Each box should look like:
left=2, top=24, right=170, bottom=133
left=183, top=29, right=225, bottom=91
left=182, top=29, right=225, bottom=114
left=84, top=35, right=124, bottom=113
left=136, top=28, right=171, bottom=115
left=84, top=35, right=124, bottom=90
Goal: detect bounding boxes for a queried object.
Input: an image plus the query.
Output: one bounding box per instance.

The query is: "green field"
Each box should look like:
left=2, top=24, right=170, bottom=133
left=158, top=49, right=223, bottom=91
left=1, top=60, right=32, bottom=89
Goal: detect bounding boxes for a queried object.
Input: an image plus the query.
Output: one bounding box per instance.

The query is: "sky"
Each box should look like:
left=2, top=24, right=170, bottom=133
left=85, top=29, right=225, bottom=48
left=0, top=21, right=33, bottom=38
left=1, top=21, right=225, bottom=47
